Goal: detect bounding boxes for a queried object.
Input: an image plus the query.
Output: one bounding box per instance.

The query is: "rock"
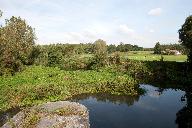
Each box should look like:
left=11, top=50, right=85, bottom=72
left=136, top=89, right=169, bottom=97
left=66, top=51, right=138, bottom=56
left=1, top=101, right=89, bottom=128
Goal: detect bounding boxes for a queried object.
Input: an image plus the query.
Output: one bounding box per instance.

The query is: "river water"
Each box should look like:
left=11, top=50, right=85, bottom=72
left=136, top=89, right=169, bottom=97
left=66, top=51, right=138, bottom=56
left=70, top=84, right=187, bottom=128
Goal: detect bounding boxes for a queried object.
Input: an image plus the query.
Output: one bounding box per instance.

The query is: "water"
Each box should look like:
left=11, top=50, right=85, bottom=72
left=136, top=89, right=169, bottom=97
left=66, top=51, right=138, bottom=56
left=70, top=84, right=187, bottom=128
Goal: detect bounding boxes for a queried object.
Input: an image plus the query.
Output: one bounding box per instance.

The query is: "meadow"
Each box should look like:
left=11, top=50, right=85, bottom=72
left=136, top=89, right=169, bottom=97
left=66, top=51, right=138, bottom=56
left=80, top=51, right=187, bottom=62
left=123, top=51, right=187, bottom=62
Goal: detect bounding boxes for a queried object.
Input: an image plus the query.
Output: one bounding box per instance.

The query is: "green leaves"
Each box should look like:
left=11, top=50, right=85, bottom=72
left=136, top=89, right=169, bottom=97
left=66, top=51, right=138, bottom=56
left=0, top=65, right=139, bottom=111
left=0, top=16, right=36, bottom=75
left=179, top=15, right=192, bottom=63
left=154, top=42, right=161, bottom=54
left=93, top=39, right=108, bottom=67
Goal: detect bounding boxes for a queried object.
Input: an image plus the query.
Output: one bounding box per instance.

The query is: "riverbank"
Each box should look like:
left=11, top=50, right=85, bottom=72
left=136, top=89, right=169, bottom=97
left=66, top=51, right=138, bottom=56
left=1, top=59, right=192, bottom=113
left=0, top=65, right=140, bottom=112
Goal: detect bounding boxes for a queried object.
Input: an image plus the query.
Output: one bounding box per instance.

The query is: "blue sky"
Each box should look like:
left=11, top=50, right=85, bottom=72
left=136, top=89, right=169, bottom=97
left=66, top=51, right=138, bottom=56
left=0, top=0, right=192, bottom=47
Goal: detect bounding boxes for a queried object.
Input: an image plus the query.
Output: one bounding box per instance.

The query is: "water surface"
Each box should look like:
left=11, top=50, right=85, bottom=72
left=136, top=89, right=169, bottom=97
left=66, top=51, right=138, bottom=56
left=70, top=84, right=186, bottom=128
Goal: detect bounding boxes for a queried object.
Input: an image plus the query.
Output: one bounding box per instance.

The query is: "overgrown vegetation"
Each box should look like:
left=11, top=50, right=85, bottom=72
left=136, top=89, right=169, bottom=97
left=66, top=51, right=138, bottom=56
left=1, top=58, right=192, bottom=111
left=0, top=10, right=192, bottom=116
left=0, top=65, right=139, bottom=111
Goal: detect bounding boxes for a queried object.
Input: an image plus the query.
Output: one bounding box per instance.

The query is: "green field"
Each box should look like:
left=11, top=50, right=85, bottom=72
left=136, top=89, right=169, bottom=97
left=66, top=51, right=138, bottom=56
left=80, top=51, right=187, bottom=62
left=119, top=51, right=187, bottom=62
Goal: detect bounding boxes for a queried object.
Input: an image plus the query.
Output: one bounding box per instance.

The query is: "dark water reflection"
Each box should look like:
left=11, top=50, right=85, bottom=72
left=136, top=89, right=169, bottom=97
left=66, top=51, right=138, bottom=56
left=176, top=88, right=192, bottom=128
left=70, top=84, right=187, bottom=128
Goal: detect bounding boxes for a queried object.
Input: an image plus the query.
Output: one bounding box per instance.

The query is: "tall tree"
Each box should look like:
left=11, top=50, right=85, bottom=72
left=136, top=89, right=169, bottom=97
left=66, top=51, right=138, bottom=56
left=93, top=39, right=108, bottom=66
left=179, top=15, right=192, bottom=63
left=154, top=42, right=161, bottom=54
left=0, top=16, right=36, bottom=75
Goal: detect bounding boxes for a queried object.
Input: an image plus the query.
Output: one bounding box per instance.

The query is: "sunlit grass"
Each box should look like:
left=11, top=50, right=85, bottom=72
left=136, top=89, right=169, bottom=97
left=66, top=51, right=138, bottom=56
left=79, top=51, right=187, bottom=62
left=118, top=51, right=187, bottom=62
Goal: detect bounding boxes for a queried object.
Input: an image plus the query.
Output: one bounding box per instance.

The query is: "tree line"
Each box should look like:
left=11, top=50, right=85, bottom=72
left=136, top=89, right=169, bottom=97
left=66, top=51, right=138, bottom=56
left=0, top=10, right=192, bottom=75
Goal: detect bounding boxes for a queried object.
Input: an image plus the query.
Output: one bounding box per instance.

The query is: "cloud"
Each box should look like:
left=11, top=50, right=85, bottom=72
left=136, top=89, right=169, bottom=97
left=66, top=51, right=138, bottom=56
left=0, top=0, right=181, bottom=48
left=37, top=27, right=105, bottom=44
left=148, top=8, right=163, bottom=16
left=118, top=24, right=135, bottom=34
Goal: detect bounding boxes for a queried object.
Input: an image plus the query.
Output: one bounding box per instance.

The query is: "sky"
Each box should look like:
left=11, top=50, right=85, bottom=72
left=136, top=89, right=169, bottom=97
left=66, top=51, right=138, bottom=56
left=0, top=0, right=192, bottom=47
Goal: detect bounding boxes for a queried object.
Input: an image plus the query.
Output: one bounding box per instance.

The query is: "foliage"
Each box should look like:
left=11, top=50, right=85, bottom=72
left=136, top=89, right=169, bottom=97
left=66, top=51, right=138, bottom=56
left=179, top=15, right=192, bottom=63
left=0, top=65, right=139, bottom=111
left=97, top=59, right=192, bottom=86
left=154, top=42, right=161, bottom=54
left=0, top=16, right=35, bottom=75
left=47, top=45, right=63, bottom=67
left=116, top=42, right=143, bottom=52
left=109, top=52, right=121, bottom=65
left=0, top=57, right=191, bottom=112
left=107, top=44, right=116, bottom=53
left=93, top=39, right=108, bottom=67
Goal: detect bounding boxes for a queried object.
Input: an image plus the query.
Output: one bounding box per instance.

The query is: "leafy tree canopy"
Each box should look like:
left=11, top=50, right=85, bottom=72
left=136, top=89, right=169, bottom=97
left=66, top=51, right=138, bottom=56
left=0, top=14, right=36, bottom=75
left=154, top=42, right=161, bottom=54
left=179, top=15, right=192, bottom=63
left=179, top=15, right=192, bottom=49
left=93, top=39, right=108, bottom=66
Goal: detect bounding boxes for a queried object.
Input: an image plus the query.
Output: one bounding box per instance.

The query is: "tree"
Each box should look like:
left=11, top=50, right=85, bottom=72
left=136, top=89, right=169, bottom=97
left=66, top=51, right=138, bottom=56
left=154, top=42, right=161, bottom=54
left=107, top=44, right=116, bottom=53
left=116, top=42, right=143, bottom=52
left=93, top=39, right=108, bottom=66
left=0, top=16, right=36, bottom=75
left=179, top=15, right=192, bottom=63
left=116, top=42, right=125, bottom=52
left=47, top=45, right=63, bottom=67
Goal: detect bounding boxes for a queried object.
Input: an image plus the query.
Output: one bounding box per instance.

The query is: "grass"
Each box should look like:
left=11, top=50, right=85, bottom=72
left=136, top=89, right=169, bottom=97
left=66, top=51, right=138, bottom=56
left=78, top=51, right=187, bottom=62
left=127, top=54, right=187, bottom=62
left=0, top=65, right=139, bottom=111
left=119, top=51, right=187, bottom=62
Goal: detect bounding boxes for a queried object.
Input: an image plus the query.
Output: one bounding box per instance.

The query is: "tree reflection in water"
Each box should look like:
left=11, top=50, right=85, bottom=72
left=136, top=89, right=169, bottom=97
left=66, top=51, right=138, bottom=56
left=69, top=93, right=140, bottom=107
left=176, top=87, right=192, bottom=128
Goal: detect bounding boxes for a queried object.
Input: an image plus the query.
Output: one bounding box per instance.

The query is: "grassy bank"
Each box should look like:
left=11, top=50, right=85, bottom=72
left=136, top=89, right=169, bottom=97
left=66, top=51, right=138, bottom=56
left=0, top=58, right=191, bottom=112
left=0, top=66, right=139, bottom=111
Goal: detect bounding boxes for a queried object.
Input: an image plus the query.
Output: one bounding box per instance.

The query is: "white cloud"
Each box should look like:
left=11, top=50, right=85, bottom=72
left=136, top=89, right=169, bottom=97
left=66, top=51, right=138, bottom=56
left=37, top=27, right=106, bottom=44
left=118, top=24, right=135, bottom=34
left=148, top=8, right=163, bottom=16
left=0, top=0, right=180, bottom=48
